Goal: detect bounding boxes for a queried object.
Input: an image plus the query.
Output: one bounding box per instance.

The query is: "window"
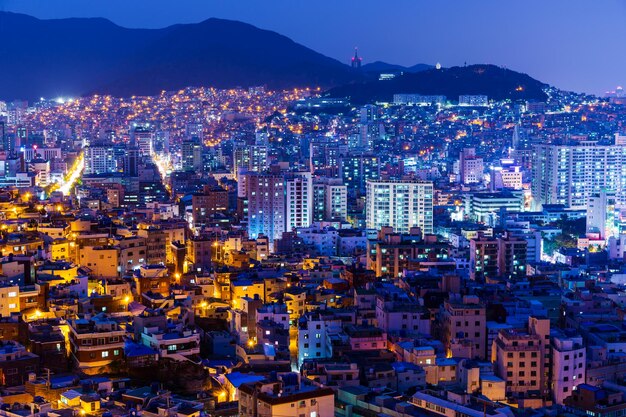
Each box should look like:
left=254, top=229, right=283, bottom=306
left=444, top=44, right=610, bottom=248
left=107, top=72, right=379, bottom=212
left=102, top=351, right=109, bottom=358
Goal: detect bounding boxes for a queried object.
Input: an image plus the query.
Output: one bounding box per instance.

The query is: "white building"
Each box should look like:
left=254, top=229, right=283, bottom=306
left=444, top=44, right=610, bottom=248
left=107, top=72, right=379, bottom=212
left=134, top=128, right=154, bottom=156
left=239, top=377, right=334, bottom=417
left=29, top=158, right=50, bottom=187
left=366, top=179, right=434, bottom=234
left=551, top=333, right=585, bottom=405
left=285, top=172, right=312, bottom=232
left=140, top=327, right=200, bottom=361
left=85, top=146, right=118, bottom=175
left=312, top=178, right=347, bottom=222
left=587, top=191, right=617, bottom=239
left=297, top=312, right=342, bottom=366
left=460, top=148, right=484, bottom=184
left=532, top=141, right=626, bottom=209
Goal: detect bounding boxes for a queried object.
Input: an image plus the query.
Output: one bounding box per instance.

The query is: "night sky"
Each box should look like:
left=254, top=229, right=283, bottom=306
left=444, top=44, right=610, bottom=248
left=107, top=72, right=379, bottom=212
left=2, top=0, right=624, bottom=95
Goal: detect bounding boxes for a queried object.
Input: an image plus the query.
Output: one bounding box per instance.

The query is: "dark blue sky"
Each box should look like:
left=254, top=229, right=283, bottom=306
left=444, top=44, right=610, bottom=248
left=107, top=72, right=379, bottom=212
left=2, top=0, right=624, bottom=95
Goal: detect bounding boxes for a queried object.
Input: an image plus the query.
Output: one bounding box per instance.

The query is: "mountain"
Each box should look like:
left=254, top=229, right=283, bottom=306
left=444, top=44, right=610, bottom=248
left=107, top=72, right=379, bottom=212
left=327, top=64, right=548, bottom=104
left=361, top=61, right=433, bottom=74
left=0, top=12, right=361, bottom=100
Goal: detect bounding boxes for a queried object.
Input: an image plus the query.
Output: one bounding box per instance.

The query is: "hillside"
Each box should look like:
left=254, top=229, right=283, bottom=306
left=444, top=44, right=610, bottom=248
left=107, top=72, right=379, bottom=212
left=327, top=64, right=548, bottom=104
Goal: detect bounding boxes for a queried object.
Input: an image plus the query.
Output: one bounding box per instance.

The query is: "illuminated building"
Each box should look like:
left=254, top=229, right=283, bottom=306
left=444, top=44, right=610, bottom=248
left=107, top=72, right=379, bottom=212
left=85, top=145, right=118, bottom=175
left=532, top=141, right=626, bottom=209
left=440, top=295, right=487, bottom=360
left=493, top=316, right=550, bottom=400
left=339, top=154, right=380, bottom=195
left=285, top=171, right=312, bottom=232
left=245, top=172, right=285, bottom=247
left=459, top=148, right=484, bottom=184
left=365, top=179, right=434, bottom=235
left=181, top=137, right=203, bottom=172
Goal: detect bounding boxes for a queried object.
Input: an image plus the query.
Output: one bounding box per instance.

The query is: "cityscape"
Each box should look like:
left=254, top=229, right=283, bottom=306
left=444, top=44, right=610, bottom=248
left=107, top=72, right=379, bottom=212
left=1, top=3, right=626, bottom=417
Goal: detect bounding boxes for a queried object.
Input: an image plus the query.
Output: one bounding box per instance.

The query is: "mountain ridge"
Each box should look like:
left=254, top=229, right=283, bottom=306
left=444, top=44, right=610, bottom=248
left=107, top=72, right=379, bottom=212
left=0, top=12, right=549, bottom=103
left=0, top=12, right=361, bottom=100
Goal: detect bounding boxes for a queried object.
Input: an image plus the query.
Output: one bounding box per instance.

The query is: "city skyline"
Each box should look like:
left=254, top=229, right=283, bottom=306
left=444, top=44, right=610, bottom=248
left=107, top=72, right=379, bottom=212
left=2, top=0, right=626, bottom=95
left=0, top=3, right=625, bottom=416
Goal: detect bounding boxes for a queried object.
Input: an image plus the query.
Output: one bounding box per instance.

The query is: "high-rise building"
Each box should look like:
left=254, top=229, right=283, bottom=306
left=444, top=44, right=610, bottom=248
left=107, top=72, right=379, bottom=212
left=365, top=179, right=433, bottom=235
left=123, top=147, right=140, bottom=177
left=246, top=172, right=285, bottom=247
left=181, top=138, right=203, bottom=172
left=312, top=178, right=347, bottom=222
left=85, top=145, right=118, bottom=175
left=586, top=190, right=618, bottom=239
left=133, top=126, right=154, bottom=156
left=469, top=233, right=526, bottom=281
left=532, top=141, right=626, bottom=209
left=285, top=172, right=312, bottom=232
left=339, top=154, right=380, bottom=195
left=233, top=144, right=268, bottom=179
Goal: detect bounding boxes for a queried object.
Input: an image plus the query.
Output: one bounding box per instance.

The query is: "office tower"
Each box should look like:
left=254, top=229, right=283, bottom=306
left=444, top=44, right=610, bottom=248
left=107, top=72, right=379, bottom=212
left=249, top=145, right=269, bottom=173
left=246, top=172, right=285, bottom=247
left=84, top=145, right=118, bottom=175
left=587, top=190, right=617, bottom=239
left=493, top=316, right=550, bottom=400
left=285, top=172, right=312, bottom=232
left=255, top=131, right=269, bottom=145
left=324, top=181, right=347, bottom=221
left=339, top=154, right=380, bottom=195
left=132, top=126, right=154, bottom=156
left=459, top=148, right=484, bottom=184
left=233, top=143, right=250, bottom=178
left=463, top=191, right=524, bottom=225
left=309, top=140, right=347, bottom=175
left=532, top=141, right=626, bottom=209
left=181, top=138, right=203, bottom=172
left=365, top=179, right=433, bottom=235
left=123, top=147, right=140, bottom=177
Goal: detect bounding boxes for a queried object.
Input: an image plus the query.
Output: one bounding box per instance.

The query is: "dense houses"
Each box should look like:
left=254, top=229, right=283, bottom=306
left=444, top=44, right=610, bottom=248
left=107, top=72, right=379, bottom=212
left=0, top=84, right=625, bottom=417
